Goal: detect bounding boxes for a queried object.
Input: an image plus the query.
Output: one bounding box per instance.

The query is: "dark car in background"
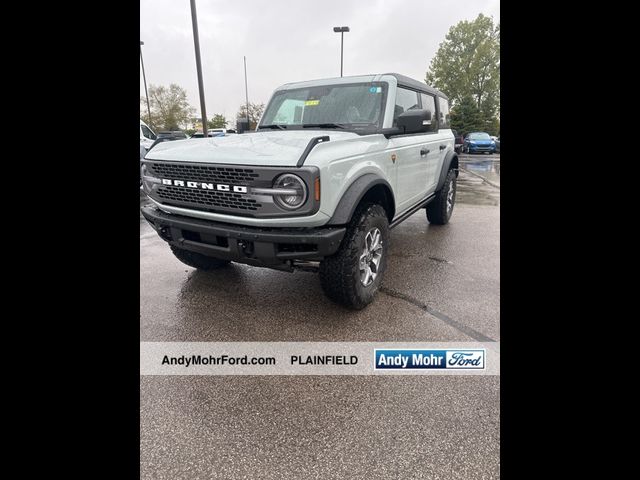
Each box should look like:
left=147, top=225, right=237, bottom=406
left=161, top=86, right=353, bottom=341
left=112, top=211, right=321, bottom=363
left=147, top=131, right=188, bottom=151
left=452, top=129, right=465, bottom=153
left=463, top=132, right=496, bottom=154
left=156, top=131, right=188, bottom=141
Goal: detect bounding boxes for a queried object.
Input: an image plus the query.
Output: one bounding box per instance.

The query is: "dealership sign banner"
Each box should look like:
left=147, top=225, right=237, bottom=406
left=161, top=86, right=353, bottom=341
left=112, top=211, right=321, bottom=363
left=140, top=342, right=499, bottom=375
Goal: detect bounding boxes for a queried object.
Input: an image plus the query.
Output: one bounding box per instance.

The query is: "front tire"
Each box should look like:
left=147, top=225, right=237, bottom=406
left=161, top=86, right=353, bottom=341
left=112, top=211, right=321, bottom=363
left=426, top=168, right=457, bottom=225
left=170, top=245, right=231, bottom=270
left=319, top=203, right=389, bottom=309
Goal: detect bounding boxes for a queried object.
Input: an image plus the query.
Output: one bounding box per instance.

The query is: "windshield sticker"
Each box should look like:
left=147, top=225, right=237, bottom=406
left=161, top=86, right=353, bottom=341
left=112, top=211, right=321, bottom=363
left=369, top=86, right=382, bottom=93
left=305, top=100, right=320, bottom=106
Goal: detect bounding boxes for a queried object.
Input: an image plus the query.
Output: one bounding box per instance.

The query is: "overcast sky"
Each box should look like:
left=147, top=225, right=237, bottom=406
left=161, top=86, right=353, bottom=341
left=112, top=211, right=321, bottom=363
left=140, top=0, right=499, bottom=122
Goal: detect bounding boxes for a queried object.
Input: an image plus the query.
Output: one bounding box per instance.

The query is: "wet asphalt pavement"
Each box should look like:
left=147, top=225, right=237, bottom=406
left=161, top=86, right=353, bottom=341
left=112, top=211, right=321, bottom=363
left=140, top=154, right=500, bottom=479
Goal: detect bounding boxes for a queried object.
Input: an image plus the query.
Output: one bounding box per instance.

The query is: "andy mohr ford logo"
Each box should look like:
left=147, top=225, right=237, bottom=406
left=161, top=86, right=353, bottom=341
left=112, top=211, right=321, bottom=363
left=374, top=349, right=485, bottom=369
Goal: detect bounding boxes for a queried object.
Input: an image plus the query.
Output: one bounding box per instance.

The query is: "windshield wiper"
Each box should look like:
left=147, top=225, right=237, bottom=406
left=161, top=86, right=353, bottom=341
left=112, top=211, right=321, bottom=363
left=302, top=123, right=348, bottom=129
left=258, top=124, right=287, bottom=130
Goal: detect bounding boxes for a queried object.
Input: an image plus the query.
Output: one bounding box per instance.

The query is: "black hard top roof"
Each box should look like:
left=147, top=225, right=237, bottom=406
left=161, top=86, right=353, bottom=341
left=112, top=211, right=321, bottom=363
left=383, top=73, right=448, bottom=100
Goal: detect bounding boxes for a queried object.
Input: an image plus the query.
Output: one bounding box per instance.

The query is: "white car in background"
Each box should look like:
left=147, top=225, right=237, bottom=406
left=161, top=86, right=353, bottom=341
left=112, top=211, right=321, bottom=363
left=191, top=128, right=237, bottom=138
left=140, top=119, right=157, bottom=153
left=140, top=120, right=157, bottom=185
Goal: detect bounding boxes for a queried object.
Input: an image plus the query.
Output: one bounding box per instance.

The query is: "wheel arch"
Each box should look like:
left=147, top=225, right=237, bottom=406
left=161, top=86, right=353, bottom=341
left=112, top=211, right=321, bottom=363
left=326, top=174, right=395, bottom=225
left=436, top=150, right=459, bottom=191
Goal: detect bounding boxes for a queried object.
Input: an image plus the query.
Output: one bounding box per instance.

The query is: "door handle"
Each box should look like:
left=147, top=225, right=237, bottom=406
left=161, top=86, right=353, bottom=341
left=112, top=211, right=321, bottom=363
left=439, top=145, right=447, bottom=150
left=420, top=148, right=430, bottom=157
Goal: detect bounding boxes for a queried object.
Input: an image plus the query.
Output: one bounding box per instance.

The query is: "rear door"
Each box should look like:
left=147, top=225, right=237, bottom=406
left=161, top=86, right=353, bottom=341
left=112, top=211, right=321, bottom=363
left=419, top=92, right=446, bottom=195
left=425, top=96, right=454, bottom=192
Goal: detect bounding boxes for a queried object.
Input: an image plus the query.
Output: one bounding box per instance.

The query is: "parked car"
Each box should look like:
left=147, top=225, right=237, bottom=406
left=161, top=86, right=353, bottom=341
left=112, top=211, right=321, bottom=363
left=140, top=119, right=157, bottom=152
left=141, top=73, right=458, bottom=309
left=191, top=129, right=236, bottom=138
left=140, top=120, right=157, bottom=186
left=490, top=135, right=500, bottom=153
left=156, top=131, right=188, bottom=141
left=452, top=129, right=464, bottom=153
left=463, top=132, right=496, bottom=154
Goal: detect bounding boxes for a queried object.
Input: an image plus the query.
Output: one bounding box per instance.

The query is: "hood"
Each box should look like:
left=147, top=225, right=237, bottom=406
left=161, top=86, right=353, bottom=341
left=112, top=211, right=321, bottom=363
left=469, top=138, right=493, bottom=143
left=144, top=130, right=360, bottom=166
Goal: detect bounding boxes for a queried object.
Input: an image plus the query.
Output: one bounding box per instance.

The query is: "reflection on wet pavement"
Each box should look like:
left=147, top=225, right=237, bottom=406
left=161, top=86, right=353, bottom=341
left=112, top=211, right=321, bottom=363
left=457, top=155, right=500, bottom=207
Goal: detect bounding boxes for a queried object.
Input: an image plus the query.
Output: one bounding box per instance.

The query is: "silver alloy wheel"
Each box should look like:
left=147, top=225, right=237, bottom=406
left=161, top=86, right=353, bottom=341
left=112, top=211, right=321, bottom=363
left=359, top=228, right=383, bottom=287
left=446, top=179, right=455, bottom=214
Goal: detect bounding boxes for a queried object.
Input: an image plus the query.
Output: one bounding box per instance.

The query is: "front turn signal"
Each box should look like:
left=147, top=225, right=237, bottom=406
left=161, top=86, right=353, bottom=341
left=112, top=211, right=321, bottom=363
left=314, top=177, right=320, bottom=202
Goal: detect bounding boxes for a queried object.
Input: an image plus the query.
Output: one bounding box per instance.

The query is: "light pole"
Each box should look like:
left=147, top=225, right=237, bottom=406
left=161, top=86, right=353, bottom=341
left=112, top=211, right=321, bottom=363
left=190, top=0, right=208, bottom=136
left=244, top=56, right=250, bottom=129
left=140, top=41, right=152, bottom=125
left=333, top=26, right=350, bottom=77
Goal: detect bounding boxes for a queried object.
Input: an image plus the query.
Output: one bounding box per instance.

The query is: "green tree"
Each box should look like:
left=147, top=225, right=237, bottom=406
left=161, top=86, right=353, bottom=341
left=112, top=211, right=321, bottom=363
left=426, top=14, right=500, bottom=126
left=450, top=96, right=484, bottom=136
left=208, top=114, right=228, bottom=129
left=140, top=84, right=195, bottom=131
left=236, top=102, right=265, bottom=130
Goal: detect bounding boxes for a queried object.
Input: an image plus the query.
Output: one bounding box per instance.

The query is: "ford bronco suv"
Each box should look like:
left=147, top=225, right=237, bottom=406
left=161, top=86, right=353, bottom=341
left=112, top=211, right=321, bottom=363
left=141, top=73, right=458, bottom=309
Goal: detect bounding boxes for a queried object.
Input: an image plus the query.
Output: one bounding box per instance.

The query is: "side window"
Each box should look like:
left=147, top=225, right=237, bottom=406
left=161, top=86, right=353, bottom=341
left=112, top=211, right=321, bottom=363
left=438, top=97, right=450, bottom=128
left=141, top=125, right=156, bottom=140
left=419, top=93, right=436, bottom=127
left=393, top=87, right=420, bottom=126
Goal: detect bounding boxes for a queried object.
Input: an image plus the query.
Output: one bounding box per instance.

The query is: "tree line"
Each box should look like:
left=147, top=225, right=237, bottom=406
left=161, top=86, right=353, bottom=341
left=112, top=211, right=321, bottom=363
left=140, top=84, right=264, bottom=134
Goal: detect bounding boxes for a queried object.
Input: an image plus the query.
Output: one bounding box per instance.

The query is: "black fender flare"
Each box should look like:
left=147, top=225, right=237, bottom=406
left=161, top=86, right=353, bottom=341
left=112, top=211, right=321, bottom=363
left=435, top=150, right=459, bottom=191
left=326, top=174, right=395, bottom=225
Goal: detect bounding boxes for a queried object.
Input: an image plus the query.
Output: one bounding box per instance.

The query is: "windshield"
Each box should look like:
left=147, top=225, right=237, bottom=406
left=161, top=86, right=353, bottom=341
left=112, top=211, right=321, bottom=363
left=469, top=133, right=491, bottom=140
left=260, top=83, right=387, bottom=131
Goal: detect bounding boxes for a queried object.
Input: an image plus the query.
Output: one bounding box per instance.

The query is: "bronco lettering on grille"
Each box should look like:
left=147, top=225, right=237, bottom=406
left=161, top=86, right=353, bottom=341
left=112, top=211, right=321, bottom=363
left=161, top=179, right=248, bottom=193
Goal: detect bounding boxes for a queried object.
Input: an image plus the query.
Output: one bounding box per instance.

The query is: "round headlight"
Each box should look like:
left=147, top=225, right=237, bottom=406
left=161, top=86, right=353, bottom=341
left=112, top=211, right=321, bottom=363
left=273, top=174, right=307, bottom=210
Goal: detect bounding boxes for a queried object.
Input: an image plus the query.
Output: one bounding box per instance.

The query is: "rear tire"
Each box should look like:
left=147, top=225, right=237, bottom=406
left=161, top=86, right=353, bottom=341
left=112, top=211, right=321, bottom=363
left=426, top=168, right=457, bottom=225
left=170, top=245, right=231, bottom=270
left=319, top=203, right=389, bottom=310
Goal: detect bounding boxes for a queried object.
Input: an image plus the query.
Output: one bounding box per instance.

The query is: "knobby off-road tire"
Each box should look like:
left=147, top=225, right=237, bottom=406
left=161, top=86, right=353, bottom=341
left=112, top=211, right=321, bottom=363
left=426, top=168, right=457, bottom=225
left=170, top=245, right=231, bottom=270
left=319, top=203, right=390, bottom=310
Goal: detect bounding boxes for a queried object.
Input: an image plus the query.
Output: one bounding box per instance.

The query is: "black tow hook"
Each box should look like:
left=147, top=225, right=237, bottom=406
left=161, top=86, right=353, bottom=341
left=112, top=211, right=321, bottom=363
left=159, top=226, right=172, bottom=241
left=238, top=240, right=254, bottom=256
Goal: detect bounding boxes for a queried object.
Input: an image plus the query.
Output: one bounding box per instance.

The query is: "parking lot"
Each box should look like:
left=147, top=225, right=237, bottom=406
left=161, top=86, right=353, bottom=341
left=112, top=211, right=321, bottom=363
left=140, top=154, right=500, bottom=479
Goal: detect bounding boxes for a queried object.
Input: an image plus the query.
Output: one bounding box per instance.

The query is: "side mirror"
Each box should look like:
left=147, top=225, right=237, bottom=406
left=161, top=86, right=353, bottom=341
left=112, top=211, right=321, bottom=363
left=397, top=109, right=433, bottom=134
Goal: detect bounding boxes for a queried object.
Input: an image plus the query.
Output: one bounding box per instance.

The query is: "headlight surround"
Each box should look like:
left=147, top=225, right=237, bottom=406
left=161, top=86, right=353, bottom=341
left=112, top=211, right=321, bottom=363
left=141, top=163, right=161, bottom=193
left=272, top=173, right=308, bottom=210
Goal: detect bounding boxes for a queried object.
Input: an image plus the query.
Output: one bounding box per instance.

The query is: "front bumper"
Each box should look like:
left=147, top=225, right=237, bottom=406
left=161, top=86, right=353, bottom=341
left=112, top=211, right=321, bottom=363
left=141, top=206, right=346, bottom=268
left=468, top=144, right=496, bottom=152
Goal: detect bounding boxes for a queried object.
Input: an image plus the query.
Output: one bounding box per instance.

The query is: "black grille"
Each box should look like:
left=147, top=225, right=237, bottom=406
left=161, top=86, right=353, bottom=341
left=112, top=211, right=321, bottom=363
left=144, top=160, right=320, bottom=218
left=157, top=186, right=262, bottom=211
left=150, top=163, right=260, bottom=184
